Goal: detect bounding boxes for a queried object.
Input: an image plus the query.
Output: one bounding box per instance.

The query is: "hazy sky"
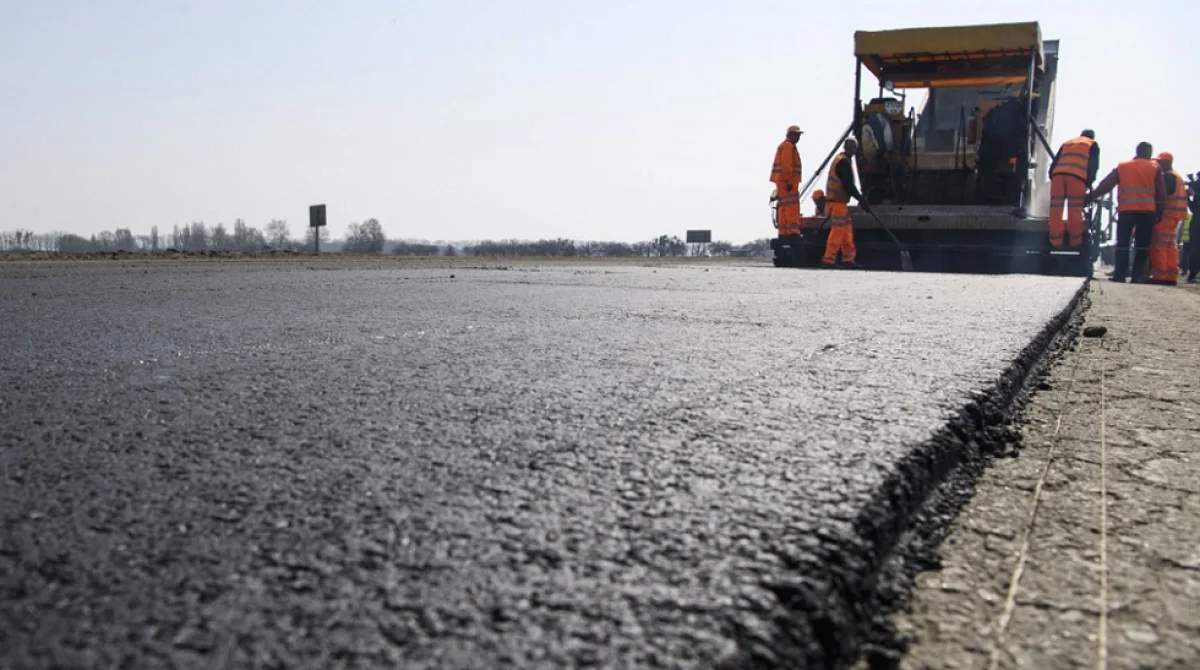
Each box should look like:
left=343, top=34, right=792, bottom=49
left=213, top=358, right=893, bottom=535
left=3, top=1, right=1194, bottom=243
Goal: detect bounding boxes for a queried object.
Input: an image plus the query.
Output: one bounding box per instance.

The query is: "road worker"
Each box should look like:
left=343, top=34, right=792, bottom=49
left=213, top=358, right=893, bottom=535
left=1086, top=142, right=1166, bottom=283
left=812, top=189, right=827, bottom=217
left=1048, top=129, right=1100, bottom=248
left=771, top=126, right=804, bottom=236
left=1148, top=152, right=1185, bottom=285
left=822, top=138, right=871, bottom=268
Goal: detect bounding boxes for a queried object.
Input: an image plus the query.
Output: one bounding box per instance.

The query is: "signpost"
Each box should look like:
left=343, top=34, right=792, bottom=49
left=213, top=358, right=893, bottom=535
left=309, top=204, right=326, bottom=253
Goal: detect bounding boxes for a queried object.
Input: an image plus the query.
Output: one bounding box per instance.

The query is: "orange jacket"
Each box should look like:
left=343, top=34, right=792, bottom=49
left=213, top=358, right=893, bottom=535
left=1091, top=158, right=1165, bottom=217
left=1165, top=169, right=1189, bottom=220
left=771, top=140, right=802, bottom=186
left=1050, top=136, right=1096, bottom=184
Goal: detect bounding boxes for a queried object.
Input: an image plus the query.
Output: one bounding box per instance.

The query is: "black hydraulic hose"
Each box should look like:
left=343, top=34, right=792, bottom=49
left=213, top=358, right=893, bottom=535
left=1029, top=119, right=1056, bottom=159
left=797, top=123, right=854, bottom=203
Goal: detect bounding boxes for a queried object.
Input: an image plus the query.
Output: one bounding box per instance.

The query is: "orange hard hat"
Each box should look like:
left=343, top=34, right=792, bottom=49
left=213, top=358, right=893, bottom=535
left=1157, top=151, right=1174, bottom=164
left=812, top=189, right=825, bottom=200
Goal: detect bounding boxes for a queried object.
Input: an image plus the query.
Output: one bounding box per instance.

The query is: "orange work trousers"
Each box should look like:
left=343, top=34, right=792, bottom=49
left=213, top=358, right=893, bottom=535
left=821, top=201, right=855, bottom=265
left=775, top=182, right=801, bottom=235
left=1150, top=217, right=1181, bottom=284
left=1049, top=175, right=1087, bottom=247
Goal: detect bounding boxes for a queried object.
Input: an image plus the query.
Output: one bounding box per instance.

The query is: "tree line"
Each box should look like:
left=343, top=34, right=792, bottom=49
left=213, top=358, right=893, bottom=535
left=0, top=222, right=771, bottom=258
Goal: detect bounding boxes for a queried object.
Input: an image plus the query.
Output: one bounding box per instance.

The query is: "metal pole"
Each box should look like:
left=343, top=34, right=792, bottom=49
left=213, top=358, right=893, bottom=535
left=854, top=58, right=863, bottom=144
left=1029, top=117, right=1056, bottom=157
left=314, top=228, right=320, bottom=254
left=1020, top=49, right=1038, bottom=210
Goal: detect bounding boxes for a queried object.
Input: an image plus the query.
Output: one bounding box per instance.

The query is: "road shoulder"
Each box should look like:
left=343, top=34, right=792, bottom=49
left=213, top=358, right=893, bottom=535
left=896, top=282, right=1200, bottom=669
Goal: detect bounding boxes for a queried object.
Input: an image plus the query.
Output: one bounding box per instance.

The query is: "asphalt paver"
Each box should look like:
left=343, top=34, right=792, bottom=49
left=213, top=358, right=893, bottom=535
left=0, top=260, right=1084, bottom=669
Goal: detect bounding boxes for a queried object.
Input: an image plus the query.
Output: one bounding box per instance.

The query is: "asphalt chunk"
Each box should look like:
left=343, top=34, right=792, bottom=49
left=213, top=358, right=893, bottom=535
left=0, top=260, right=1085, bottom=669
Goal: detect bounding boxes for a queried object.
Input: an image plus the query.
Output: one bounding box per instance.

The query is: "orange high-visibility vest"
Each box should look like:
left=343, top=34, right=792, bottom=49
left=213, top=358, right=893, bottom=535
left=1115, top=158, right=1159, bottom=213
left=771, top=141, right=802, bottom=184
left=1051, top=136, right=1095, bottom=182
left=826, top=153, right=850, bottom=203
left=1164, top=169, right=1189, bottom=220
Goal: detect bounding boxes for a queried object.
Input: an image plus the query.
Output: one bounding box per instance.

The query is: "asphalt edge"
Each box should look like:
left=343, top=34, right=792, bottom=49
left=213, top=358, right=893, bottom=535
left=859, top=277, right=1092, bottom=668
left=718, top=278, right=1091, bottom=670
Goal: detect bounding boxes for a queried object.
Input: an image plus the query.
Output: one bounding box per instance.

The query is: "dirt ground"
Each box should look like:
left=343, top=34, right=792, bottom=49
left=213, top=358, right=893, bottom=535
left=897, top=280, right=1200, bottom=669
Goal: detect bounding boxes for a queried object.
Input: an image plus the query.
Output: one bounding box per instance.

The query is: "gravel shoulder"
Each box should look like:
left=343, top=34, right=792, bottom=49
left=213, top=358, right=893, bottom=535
left=897, top=281, right=1200, bottom=670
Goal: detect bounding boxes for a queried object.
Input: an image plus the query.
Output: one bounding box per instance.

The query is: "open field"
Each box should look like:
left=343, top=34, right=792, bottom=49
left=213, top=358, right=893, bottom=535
left=0, top=250, right=772, bottom=267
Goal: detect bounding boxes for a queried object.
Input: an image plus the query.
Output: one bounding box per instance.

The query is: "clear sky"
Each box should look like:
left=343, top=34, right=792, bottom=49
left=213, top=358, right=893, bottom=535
left=3, top=0, right=1194, bottom=243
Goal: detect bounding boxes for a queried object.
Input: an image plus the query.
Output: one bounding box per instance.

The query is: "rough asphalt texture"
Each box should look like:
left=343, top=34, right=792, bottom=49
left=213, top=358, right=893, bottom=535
left=0, top=260, right=1084, bottom=669
left=897, top=281, right=1200, bottom=669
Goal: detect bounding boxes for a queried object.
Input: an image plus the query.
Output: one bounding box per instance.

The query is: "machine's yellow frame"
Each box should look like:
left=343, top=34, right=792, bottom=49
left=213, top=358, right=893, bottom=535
left=854, top=22, right=1043, bottom=89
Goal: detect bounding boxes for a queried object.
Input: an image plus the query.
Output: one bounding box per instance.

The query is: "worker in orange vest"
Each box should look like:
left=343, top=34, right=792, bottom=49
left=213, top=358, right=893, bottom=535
left=1148, top=152, right=1185, bottom=285
left=822, top=138, right=871, bottom=268
left=1048, top=129, right=1100, bottom=248
left=1086, top=142, right=1166, bottom=283
left=812, top=189, right=827, bottom=216
left=771, top=125, right=804, bottom=236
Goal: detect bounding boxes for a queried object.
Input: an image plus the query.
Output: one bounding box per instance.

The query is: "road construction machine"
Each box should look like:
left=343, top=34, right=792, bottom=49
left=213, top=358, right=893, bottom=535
left=770, top=21, right=1101, bottom=275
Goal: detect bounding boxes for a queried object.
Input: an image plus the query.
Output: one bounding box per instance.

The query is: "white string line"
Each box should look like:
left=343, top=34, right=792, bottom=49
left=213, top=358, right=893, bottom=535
left=986, top=347, right=1086, bottom=670
left=1097, top=357, right=1109, bottom=670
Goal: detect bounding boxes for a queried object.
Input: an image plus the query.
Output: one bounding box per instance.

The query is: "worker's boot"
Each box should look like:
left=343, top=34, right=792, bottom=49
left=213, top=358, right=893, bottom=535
left=838, top=260, right=862, bottom=270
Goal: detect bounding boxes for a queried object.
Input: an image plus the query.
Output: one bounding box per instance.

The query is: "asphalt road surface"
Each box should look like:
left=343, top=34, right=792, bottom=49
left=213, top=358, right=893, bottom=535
left=0, top=260, right=1084, bottom=669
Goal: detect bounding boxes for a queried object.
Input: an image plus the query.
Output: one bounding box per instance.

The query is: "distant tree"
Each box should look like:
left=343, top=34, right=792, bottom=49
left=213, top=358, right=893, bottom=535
left=6, top=229, right=36, bottom=250
left=344, top=218, right=386, bottom=254
left=229, top=218, right=264, bottom=251
left=651, top=235, right=686, bottom=257
left=603, top=241, right=635, bottom=257
left=444, top=244, right=458, bottom=256
left=265, top=219, right=290, bottom=248
left=392, top=241, right=441, bottom=256
left=113, top=228, right=136, bottom=251
left=150, top=226, right=160, bottom=251
left=344, top=222, right=361, bottom=248
left=188, top=222, right=209, bottom=250
left=710, top=241, right=733, bottom=257
left=735, top=238, right=772, bottom=257
left=307, top=225, right=331, bottom=251
left=57, top=234, right=93, bottom=253
left=232, top=219, right=250, bottom=249
left=211, top=223, right=230, bottom=250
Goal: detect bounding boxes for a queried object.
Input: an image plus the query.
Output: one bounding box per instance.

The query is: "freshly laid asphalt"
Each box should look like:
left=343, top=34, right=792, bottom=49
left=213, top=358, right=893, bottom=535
left=0, top=259, right=1085, bottom=669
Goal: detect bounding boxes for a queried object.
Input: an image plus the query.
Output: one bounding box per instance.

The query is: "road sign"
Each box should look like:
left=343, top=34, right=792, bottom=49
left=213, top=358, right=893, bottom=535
left=309, top=204, right=326, bottom=254
left=309, top=204, right=327, bottom=228
left=686, top=229, right=712, bottom=244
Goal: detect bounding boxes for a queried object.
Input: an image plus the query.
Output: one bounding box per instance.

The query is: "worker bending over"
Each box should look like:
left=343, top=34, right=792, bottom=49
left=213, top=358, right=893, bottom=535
left=822, top=138, right=871, bottom=268
left=812, top=189, right=827, bottom=217
left=1048, top=129, right=1100, bottom=247
left=1087, top=142, right=1165, bottom=283
left=1148, top=152, right=1185, bottom=285
left=771, top=125, right=804, bottom=236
